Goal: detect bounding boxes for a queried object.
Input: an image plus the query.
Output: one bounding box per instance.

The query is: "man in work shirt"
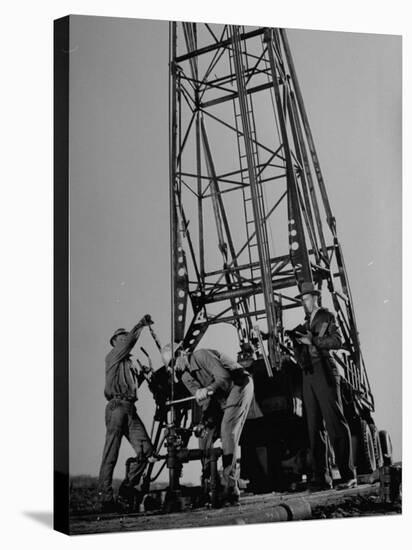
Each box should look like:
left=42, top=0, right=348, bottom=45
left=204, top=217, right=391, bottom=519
left=291, top=282, right=356, bottom=491
left=161, top=345, right=254, bottom=505
left=97, top=314, right=155, bottom=512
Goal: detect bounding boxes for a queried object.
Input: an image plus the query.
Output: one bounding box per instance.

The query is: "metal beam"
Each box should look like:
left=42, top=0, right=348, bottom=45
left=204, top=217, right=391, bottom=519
left=175, top=27, right=265, bottom=63
left=200, top=80, right=280, bottom=109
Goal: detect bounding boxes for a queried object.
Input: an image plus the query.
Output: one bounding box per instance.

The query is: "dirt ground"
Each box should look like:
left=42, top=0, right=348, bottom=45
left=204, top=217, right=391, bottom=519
left=311, top=493, right=401, bottom=519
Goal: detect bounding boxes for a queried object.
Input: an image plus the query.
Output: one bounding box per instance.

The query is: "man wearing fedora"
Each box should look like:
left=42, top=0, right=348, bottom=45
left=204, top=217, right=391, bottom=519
left=291, top=282, right=356, bottom=491
left=97, top=314, right=155, bottom=512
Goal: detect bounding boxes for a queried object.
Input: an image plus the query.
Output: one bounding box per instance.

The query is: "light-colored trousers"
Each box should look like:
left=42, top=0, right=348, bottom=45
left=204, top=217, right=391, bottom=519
left=200, top=378, right=254, bottom=488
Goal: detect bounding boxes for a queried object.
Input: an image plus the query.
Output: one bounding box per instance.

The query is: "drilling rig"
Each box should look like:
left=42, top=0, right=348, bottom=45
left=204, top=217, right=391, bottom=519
left=166, top=22, right=390, bottom=496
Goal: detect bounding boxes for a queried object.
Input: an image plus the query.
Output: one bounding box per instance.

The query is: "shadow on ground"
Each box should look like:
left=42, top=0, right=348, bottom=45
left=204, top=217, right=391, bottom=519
left=23, top=511, right=53, bottom=529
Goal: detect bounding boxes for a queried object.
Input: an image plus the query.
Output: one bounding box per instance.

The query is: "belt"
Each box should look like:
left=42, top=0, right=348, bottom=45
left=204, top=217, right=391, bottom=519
left=112, top=393, right=136, bottom=402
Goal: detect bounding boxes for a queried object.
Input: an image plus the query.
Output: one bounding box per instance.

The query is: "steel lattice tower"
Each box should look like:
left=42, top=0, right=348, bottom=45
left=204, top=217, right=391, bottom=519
left=168, top=22, right=374, bottom=412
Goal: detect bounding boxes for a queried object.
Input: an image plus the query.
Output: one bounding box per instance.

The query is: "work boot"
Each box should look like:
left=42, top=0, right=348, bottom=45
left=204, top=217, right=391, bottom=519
left=118, top=481, right=143, bottom=512
left=221, top=484, right=241, bottom=506
left=221, top=472, right=241, bottom=506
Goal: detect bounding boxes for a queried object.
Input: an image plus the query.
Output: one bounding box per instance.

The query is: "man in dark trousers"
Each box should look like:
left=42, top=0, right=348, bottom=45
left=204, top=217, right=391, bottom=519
left=291, top=282, right=356, bottom=491
left=161, top=345, right=254, bottom=505
left=97, top=314, right=155, bottom=512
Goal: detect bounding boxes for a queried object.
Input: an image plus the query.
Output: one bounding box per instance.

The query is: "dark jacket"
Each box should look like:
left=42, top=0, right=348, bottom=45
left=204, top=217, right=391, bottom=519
left=293, top=307, right=342, bottom=383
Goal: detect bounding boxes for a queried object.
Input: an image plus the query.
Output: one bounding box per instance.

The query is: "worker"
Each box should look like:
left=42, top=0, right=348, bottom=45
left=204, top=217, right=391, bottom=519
left=290, top=282, right=356, bottom=491
left=161, top=345, right=254, bottom=505
left=97, top=314, right=155, bottom=512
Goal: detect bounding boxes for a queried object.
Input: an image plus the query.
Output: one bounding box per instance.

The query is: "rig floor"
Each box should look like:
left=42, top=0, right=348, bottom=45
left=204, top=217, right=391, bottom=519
left=69, top=481, right=399, bottom=535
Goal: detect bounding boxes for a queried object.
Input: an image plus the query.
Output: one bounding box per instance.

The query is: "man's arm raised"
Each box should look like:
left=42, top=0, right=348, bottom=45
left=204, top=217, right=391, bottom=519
left=107, top=314, right=153, bottom=366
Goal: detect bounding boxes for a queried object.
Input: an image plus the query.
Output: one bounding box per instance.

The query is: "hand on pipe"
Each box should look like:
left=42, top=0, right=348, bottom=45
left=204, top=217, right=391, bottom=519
left=195, top=388, right=211, bottom=403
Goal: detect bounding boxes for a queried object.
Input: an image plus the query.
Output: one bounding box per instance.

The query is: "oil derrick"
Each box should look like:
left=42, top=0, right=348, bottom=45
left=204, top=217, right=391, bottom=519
left=169, top=21, right=373, bottom=408
left=167, top=23, right=382, bottom=491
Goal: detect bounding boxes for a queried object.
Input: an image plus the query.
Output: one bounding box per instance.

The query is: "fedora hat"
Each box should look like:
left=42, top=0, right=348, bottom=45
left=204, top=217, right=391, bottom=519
left=295, top=281, right=321, bottom=299
left=110, top=328, right=128, bottom=346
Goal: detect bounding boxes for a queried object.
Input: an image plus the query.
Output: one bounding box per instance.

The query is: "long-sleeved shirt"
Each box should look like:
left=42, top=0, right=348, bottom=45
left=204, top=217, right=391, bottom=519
left=104, top=323, right=145, bottom=401
left=180, top=349, right=247, bottom=409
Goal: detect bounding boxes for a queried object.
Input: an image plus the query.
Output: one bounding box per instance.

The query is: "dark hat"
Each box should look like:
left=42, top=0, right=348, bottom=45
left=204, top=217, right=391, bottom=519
left=110, top=328, right=128, bottom=346
left=295, top=281, right=321, bottom=299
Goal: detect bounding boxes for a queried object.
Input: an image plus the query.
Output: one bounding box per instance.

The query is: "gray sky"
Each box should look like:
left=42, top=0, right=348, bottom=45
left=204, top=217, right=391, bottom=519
left=68, top=16, right=401, bottom=484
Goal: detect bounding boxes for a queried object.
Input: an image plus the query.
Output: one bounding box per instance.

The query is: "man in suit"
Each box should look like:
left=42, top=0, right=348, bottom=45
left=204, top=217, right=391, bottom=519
left=291, top=282, right=356, bottom=491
